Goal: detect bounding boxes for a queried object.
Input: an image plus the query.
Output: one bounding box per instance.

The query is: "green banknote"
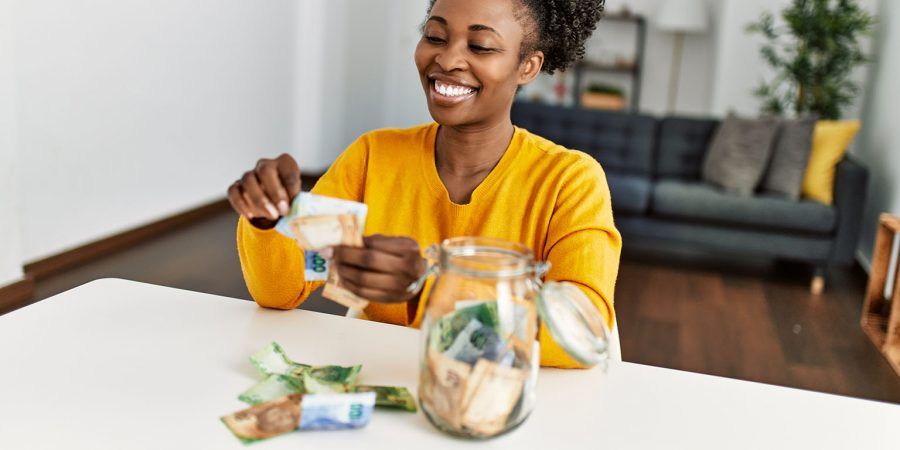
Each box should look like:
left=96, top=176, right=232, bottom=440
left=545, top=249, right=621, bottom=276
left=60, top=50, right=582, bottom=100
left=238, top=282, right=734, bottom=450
left=432, top=301, right=501, bottom=353
left=239, top=374, right=304, bottom=405
left=302, top=365, right=362, bottom=394
left=353, top=385, right=417, bottom=412
left=249, top=342, right=311, bottom=377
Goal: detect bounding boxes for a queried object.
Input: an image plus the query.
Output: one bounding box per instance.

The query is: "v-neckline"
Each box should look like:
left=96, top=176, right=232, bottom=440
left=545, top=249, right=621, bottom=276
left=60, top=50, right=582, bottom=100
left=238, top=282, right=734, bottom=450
left=421, top=123, right=523, bottom=207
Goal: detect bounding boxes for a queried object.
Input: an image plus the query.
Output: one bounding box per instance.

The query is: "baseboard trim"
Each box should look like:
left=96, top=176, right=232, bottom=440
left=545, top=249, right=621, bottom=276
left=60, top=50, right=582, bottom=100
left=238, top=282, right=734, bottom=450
left=24, top=199, right=231, bottom=281
left=0, top=275, right=36, bottom=315
left=857, top=249, right=872, bottom=274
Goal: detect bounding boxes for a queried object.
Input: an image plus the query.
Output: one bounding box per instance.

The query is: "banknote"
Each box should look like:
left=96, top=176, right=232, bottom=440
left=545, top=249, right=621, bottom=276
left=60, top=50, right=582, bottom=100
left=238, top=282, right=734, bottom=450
left=317, top=214, right=370, bottom=310
left=302, top=364, right=362, bottom=394
left=239, top=373, right=304, bottom=405
left=425, top=349, right=473, bottom=429
left=298, top=392, right=376, bottom=430
left=304, top=250, right=330, bottom=281
left=222, top=392, right=376, bottom=442
left=247, top=342, right=362, bottom=393
left=275, top=193, right=368, bottom=283
left=459, top=359, right=526, bottom=436
left=290, top=214, right=359, bottom=251
left=353, top=385, right=417, bottom=412
left=275, top=193, right=367, bottom=237
left=221, top=394, right=303, bottom=443
left=249, top=342, right=305, bottom=377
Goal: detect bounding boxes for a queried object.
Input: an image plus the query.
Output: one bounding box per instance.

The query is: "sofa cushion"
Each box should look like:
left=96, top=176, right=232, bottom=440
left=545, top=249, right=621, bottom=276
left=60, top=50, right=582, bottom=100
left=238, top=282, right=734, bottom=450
left=656, top=117, right=719, bottom=180
left=701, top=114, right=780, bottom=196
left=651, top=180, right=837, bottom=234
left=512, top=102, right=657, bottom=175
left=606, top=173, right=652, bottom=215
left=760, top=116, right=817, bottom=199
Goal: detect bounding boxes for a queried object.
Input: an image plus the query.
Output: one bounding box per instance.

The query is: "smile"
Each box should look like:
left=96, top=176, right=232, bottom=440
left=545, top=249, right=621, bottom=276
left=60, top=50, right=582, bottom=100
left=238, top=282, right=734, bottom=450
left=430, top=79, right=479, bottom=105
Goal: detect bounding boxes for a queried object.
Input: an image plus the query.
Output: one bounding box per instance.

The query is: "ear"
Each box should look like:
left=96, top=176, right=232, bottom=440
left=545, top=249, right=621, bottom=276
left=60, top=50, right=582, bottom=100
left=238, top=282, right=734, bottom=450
left=517, top=50, right=544, bottom=86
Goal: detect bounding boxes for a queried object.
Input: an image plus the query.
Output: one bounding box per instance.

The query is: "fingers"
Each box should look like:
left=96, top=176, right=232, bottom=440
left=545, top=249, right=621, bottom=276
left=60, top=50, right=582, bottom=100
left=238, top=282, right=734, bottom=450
left=332, top=245, right=410, bottom=275
left=227, top=182, right=254, bottom=219
left=364, top=235, right=420, bottom=256
left=240, top=170, right=280, bottom=220
left=276, top=153, right=303, bottom=200
left=226, top=153, right=302, bottom=224
left=339, top=277, right=402, bottom=303
left=256, top=159, right=291, bottom=216
left=338, top=264, right=409, bottom=296
left=331, top=236, right=426, bottom=303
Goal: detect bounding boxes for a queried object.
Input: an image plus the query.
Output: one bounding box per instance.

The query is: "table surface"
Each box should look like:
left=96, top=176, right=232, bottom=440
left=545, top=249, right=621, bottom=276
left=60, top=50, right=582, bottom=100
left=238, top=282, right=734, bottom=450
left=1, top=279, right=897, bottom=450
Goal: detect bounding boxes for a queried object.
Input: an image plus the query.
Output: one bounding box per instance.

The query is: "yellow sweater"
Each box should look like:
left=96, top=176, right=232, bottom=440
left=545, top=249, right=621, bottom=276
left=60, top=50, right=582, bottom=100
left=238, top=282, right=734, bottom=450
left=237, top=123, right=622, bottom=368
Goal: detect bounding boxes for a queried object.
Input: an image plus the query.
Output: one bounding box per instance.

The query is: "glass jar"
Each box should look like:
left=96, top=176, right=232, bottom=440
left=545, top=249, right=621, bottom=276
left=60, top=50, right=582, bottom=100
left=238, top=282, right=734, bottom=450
left=417, top=237, right=610, bottom=439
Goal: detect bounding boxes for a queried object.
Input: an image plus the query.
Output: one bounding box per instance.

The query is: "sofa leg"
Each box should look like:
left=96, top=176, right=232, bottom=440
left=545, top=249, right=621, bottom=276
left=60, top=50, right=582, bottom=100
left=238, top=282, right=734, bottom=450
left=810, top=266, right=826, bottom=295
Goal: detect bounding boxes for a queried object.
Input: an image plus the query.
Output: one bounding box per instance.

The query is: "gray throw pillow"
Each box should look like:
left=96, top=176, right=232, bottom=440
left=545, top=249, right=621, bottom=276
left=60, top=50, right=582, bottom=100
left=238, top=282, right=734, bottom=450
left=701, top=114, right=780, bottom=196
left=760, top=116, right=817, bottom=200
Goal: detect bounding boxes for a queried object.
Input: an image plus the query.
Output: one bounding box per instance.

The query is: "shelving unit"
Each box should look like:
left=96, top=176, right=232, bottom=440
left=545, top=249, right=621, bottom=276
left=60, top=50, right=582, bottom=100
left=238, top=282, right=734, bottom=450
left=572, top=13, right=647, bottom=111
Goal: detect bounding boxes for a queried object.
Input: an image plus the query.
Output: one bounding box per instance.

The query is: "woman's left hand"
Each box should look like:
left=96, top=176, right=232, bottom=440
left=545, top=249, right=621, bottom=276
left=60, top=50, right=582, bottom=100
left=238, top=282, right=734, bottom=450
left=329, top=235, right=426, bottom=303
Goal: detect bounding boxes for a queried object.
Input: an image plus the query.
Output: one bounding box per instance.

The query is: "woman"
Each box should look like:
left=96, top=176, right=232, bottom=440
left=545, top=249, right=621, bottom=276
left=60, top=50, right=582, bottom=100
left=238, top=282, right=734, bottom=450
left=228, top=0, right=619, bottom=368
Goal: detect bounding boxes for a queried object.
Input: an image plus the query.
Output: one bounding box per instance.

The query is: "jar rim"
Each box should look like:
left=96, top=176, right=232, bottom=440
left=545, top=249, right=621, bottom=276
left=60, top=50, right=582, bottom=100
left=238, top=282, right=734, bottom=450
left=437, top=237, right=538, bottom=278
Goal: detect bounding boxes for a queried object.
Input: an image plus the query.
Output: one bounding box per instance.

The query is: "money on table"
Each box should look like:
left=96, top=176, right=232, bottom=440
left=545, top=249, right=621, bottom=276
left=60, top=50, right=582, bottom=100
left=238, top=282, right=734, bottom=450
left=222, top=342, right=416, bottom=443
left=221, top=392, right=376, bottom=443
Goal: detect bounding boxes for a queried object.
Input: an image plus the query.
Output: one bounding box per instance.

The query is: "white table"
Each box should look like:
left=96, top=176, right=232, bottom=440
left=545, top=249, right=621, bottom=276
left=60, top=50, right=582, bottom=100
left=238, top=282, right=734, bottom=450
left=1, top=279, right=897, bottom=449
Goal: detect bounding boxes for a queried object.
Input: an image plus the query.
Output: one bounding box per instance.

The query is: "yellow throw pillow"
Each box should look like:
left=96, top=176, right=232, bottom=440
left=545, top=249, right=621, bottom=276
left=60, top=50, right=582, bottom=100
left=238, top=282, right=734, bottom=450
left=802, top=120, right=861, bottom=205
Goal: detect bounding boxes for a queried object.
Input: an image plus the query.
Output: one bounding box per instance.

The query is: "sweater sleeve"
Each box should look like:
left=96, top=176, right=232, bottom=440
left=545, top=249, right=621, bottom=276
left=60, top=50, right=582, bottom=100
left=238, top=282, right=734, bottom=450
left=237, top=137, right=370, bottom=309
left=538, top=156, right=622, bottom=368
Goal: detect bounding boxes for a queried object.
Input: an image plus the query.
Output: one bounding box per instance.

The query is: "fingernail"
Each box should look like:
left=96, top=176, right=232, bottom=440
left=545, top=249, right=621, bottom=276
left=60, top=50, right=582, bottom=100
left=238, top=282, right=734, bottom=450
left=265, top=203, right=279, bottom=219
left=319, top=247, right=334, bottom=260
left=278, top=201, right=289, bottom=215
left=246, top=211, right=255, bottom=219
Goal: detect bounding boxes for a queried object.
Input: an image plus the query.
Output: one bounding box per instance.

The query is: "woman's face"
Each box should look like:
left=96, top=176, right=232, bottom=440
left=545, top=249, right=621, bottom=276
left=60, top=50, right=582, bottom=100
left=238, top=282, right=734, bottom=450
left=415, top=0, right=543, bottom=128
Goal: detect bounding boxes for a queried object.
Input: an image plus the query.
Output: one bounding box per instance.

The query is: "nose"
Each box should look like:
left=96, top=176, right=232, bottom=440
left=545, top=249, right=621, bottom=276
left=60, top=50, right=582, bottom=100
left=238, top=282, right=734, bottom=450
left=434, top=41, right=468, bottom=73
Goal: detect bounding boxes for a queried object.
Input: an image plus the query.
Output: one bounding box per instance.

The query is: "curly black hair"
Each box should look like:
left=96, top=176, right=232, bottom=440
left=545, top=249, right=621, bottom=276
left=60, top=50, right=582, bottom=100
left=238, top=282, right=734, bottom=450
left=426, top=0, right=605, bottom=74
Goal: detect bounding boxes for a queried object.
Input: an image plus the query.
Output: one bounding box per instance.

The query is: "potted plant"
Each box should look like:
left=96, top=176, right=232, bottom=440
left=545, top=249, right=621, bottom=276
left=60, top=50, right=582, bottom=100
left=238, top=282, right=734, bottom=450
left=581, top=82, right=627, bottom=110
left=747, top=0, right=875, bottom=119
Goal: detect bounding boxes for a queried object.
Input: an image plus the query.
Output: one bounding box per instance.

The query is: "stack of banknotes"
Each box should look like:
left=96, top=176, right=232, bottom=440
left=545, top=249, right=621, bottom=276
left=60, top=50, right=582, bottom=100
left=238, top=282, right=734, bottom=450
left=221, top=342, right=417, bottom=443
left=420, top=300, right=540, bottom=438
left=275, top=193, right=370, bottom=310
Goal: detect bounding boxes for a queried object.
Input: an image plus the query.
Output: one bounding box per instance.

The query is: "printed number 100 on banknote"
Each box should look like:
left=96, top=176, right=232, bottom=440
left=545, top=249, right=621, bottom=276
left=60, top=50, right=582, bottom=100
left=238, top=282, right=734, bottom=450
left=304, top=251, right=329, bottom=281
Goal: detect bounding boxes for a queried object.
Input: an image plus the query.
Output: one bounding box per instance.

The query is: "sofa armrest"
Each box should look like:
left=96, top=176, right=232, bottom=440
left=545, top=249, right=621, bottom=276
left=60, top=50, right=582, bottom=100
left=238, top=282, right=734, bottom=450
left=830, top=155, right=869, bottom=266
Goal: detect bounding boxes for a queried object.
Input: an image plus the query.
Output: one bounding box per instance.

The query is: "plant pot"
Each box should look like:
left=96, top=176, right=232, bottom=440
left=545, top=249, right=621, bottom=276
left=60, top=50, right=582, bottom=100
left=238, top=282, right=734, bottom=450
left=581, top=92, right=626, bottom=110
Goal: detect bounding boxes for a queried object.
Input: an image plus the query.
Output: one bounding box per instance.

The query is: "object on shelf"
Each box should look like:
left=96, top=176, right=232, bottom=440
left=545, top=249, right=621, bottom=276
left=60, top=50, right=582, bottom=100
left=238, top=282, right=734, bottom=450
left=573, top=14, right=645, bottom=110
left=581, top=83, right=626, bottom=110
left=861, top=214, right=900, bottom=377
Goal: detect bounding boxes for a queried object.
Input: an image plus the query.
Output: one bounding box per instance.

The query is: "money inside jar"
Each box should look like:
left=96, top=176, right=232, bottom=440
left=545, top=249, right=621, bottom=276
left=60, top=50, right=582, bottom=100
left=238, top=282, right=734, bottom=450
left=420, top=299, right=535, bottom=438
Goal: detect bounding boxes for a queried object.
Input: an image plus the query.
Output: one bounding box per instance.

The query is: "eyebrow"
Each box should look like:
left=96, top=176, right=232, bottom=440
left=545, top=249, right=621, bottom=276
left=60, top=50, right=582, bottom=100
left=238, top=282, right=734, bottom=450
left=426, top=16, right=502, bottom=38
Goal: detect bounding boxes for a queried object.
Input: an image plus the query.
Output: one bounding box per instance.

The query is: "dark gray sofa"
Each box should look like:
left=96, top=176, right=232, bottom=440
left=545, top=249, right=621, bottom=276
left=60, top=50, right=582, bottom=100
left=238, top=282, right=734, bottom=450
left=511, top=102, right=869, bottom=292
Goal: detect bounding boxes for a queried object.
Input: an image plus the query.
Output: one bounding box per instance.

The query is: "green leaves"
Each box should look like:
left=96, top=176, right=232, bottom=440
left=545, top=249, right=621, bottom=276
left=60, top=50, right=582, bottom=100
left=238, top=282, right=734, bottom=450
left=746, top=0, right=875, bottom=119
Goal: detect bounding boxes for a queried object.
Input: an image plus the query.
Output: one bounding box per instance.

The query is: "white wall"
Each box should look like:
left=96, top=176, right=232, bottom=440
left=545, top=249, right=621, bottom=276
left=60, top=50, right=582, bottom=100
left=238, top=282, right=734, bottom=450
left=856, top=0, right=900, bottom=265
left=712, top=0, right=876, bottom=118
left=300, top=0, right=432, bottom=172
left=0, top=0, right=24, bottom=285
left=14, top=0, right=295, bottom=262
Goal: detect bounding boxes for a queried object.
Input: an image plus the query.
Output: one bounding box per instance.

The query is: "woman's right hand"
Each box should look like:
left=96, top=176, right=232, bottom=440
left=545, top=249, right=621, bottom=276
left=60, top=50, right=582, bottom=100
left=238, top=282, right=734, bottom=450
left=227, top=153, right=302, bottom=229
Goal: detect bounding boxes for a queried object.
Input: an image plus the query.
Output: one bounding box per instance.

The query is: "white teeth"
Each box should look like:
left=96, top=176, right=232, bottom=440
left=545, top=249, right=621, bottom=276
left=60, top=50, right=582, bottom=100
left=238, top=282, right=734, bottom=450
left=434, top=80, right=474, bottom=97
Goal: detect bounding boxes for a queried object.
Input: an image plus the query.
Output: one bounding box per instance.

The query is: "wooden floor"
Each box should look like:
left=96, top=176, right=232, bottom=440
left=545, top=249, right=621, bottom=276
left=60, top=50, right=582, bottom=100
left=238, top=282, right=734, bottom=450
left=16, top=209, right=900, bottom=404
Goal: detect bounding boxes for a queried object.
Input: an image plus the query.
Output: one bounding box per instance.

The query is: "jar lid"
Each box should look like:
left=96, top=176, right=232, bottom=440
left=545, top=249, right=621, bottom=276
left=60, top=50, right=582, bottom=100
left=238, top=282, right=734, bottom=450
left=536, top=281, right=610, bottom=367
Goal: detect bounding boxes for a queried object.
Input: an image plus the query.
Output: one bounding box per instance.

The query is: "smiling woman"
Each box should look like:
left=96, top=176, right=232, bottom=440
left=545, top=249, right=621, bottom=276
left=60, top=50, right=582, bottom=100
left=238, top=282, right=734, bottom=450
left=229, top=0, right=617, bottom=369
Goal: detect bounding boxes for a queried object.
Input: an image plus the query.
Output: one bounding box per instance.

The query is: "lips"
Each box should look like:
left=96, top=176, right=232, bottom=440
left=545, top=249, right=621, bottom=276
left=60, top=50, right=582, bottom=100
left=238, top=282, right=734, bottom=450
left=428, top=76, right=479, bottom=106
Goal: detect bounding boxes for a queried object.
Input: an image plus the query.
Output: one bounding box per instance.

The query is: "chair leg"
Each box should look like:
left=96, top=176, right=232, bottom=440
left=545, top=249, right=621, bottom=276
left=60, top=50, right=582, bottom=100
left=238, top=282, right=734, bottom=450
left=810, top=266, right=826, bottom=295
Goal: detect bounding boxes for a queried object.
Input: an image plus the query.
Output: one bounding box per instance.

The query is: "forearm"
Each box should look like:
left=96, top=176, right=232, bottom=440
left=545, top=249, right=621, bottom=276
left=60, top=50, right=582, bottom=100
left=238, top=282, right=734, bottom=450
left=236, top=216, right=323, bottom=310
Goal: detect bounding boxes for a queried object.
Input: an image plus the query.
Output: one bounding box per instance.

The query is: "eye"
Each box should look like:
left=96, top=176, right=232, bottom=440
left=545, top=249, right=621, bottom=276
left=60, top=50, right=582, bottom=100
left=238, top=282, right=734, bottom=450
left=424, top=35, right=446, bottom=45
left=469, top=44, right=494, bottom=54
